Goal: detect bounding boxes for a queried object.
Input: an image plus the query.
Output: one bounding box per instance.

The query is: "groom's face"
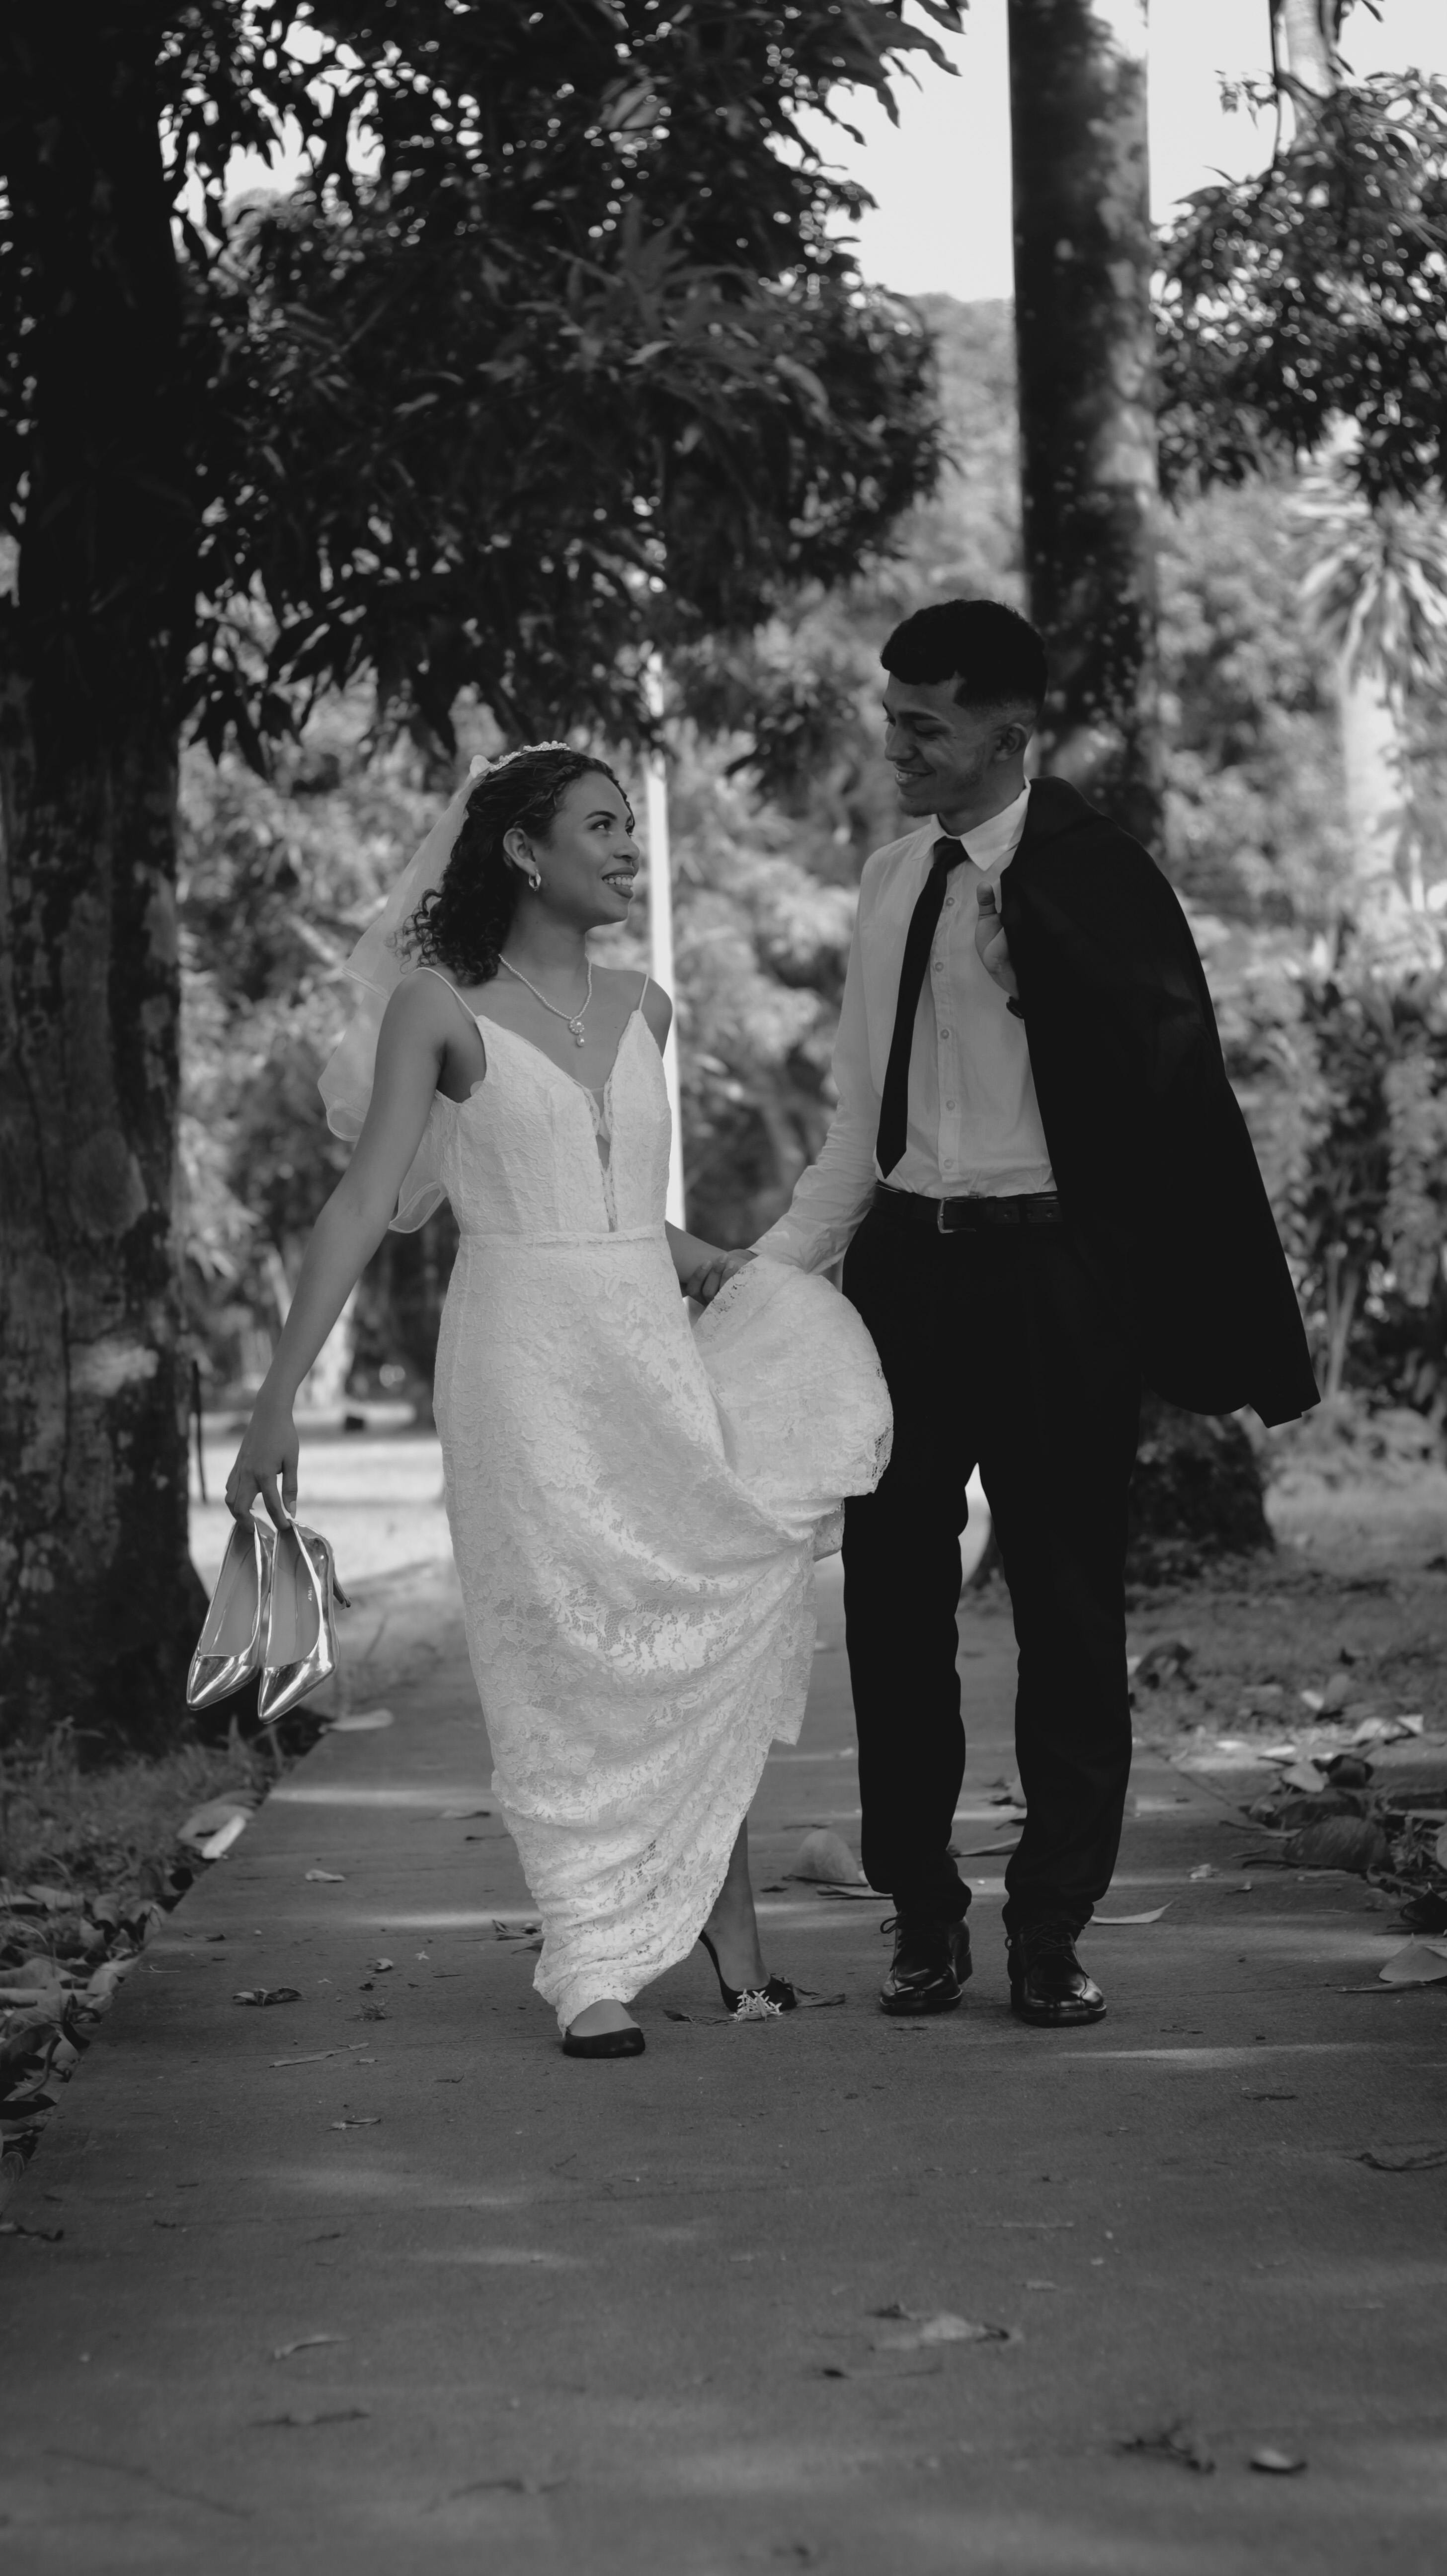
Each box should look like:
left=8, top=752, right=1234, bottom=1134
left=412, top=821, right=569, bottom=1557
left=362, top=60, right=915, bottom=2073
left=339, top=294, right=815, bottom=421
left=883, top=675, right=1018, bottom=821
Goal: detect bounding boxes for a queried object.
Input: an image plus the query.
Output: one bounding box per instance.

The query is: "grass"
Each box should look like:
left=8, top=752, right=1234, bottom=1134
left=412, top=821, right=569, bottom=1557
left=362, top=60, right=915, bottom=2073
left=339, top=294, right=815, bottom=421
left=0, top=1721, right=275, bottom=1909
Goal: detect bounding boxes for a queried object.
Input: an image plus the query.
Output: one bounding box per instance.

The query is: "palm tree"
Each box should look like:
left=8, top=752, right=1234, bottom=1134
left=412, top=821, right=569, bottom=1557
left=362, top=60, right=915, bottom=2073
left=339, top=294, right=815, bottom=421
left=1294, top=467, right=1447, bottom=955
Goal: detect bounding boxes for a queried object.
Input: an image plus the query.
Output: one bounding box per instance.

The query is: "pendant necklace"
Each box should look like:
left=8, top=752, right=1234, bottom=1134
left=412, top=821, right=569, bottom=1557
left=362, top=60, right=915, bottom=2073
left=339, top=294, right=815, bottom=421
left=499, top=952, right=593, bottom=1046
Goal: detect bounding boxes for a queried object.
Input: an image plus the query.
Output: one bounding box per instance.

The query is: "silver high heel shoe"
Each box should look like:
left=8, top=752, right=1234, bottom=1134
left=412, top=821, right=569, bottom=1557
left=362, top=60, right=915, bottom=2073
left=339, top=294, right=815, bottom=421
left=187, top=1514, right=276, bottom=1709
left=257, top=1523, right=350, bottom=1724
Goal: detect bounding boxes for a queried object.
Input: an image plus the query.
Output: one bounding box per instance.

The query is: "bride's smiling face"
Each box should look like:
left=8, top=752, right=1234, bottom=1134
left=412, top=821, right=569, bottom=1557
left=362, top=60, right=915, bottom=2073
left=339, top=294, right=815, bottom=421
left=508, top=775, right=641, bottom=929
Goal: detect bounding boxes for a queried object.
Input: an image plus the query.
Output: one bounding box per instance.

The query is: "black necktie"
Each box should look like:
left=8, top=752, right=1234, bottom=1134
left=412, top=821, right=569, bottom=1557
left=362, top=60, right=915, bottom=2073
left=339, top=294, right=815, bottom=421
left=876, top=836, right=968, bottom=1179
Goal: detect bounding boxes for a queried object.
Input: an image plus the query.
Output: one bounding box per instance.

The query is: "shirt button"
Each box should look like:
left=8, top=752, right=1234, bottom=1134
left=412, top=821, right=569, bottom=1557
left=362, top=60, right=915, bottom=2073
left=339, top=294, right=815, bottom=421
left=946, top=1100, right=957, bottom=1111
left=939, top=1028, right=951, bottom=1039
left=943, top=896, right=955, bottom=910
left=931, top=958, right=943, bottom=971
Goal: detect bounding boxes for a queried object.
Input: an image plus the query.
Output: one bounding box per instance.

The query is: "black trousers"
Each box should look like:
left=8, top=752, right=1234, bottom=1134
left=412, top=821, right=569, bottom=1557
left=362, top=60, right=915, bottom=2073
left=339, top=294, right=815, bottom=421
left=840, top=1198, right=1141, bottom=1939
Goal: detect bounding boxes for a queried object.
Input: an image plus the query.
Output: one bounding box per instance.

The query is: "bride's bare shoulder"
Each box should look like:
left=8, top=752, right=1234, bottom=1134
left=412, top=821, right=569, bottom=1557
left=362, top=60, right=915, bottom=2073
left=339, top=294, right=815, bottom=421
left=385, top=966, right=472, bottom=1029
left=594, top=963, right=671, bottom=1044
left=378, top=969, right=484, bottom=1069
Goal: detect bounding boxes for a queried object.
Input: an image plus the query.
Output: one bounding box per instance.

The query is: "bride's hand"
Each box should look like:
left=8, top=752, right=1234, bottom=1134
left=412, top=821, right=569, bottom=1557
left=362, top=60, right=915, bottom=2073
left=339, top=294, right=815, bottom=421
left=225, top=1395, right=299, bottom=1530
left=689, top=1246, right=757, bottom=1306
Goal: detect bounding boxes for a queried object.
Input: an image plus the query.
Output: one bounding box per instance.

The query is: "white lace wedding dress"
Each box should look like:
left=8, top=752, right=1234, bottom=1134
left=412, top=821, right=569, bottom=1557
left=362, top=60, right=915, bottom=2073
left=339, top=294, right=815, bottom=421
left=424, top=996, right=891, bottom=2028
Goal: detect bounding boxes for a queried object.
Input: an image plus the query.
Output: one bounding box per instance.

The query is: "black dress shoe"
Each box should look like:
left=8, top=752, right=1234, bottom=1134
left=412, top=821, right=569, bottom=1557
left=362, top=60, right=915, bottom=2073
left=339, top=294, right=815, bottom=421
left=1007, top=1924, right=1106, bottom=2026
left=561, top=2023, right=645, bottom=2058
left=879, top=1912, right=972, bottom=2016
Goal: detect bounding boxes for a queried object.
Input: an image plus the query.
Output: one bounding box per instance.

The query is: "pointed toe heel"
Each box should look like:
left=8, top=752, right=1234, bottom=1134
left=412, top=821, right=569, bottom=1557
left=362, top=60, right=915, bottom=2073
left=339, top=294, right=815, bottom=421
left=698, top=1931, right=798, bottom=2020
left=257, top=1524, right=345, bottom=1724
left=187, top=1515, right=275, bottom=1710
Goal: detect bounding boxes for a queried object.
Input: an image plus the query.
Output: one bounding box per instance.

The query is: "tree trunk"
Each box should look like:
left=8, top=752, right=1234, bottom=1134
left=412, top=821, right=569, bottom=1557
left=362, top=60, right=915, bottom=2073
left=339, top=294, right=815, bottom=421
left=1276, top=0, right=1340, bottom=110
left=1334, top=627, right=1414, bottom=930
left=0, top=12, right=202, bottom=1757
left=1008, top=3, right=1273, bottom=1564
left=1006, top=0, right=1161, bottom=844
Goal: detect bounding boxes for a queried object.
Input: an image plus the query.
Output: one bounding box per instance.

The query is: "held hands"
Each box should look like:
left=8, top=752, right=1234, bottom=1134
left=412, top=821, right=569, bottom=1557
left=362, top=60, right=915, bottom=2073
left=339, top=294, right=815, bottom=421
left=685, top=1245, right=757, bottom=1306
left=974, top=881, right=1020, bottom=1000
left=225, top=1395, right=300, bottom=1530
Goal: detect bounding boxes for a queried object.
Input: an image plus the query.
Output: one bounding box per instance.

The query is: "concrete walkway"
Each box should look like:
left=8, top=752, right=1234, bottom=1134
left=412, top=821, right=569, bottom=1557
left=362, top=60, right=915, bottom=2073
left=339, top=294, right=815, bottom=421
left=3, top=1555, right=1445, bottom=2574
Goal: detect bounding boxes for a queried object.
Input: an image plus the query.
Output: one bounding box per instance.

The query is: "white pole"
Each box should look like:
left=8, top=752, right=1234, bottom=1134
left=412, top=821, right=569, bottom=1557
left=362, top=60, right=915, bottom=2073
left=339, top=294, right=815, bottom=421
left=643, top=657, right=686, bottom=1227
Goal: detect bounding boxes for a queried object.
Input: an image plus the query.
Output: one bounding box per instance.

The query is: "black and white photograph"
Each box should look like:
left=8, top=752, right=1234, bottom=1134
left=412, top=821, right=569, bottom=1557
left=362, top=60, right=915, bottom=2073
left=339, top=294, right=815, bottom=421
left=2, top=2, right=1446, bottom=2567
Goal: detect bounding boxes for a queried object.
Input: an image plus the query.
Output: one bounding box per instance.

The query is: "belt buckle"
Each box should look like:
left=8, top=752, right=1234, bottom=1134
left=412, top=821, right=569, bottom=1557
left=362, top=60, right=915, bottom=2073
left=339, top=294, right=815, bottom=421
left=937, top=1196, right=965, bottom=1235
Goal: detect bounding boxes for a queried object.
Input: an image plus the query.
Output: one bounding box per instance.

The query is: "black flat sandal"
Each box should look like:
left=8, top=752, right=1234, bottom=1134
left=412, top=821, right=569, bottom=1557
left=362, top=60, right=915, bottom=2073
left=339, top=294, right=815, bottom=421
left=698, top=1931, right=798, bottom=2020
left=561, top=2022, right=645, bottom=2058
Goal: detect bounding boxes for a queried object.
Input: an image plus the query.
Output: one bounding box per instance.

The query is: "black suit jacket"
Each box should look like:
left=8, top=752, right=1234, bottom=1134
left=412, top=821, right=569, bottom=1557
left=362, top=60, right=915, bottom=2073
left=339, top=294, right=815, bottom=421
left=999, top=779, right=1318, bottom=1428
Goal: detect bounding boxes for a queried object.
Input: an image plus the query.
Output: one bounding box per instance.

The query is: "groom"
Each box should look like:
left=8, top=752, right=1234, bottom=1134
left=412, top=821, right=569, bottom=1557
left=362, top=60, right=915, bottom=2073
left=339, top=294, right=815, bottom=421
left=704, top=598, right=1317, bottom=2026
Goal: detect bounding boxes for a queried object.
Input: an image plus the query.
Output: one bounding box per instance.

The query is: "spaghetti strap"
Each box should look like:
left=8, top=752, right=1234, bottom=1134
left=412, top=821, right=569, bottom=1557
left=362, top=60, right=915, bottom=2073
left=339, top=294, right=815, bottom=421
left=413, top=963, right=483, bottom=1032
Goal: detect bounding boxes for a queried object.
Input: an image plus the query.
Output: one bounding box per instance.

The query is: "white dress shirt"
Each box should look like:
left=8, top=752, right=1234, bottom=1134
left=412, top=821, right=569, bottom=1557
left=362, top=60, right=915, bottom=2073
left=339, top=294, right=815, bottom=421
left=756, top=783, right=1055, bottom=1274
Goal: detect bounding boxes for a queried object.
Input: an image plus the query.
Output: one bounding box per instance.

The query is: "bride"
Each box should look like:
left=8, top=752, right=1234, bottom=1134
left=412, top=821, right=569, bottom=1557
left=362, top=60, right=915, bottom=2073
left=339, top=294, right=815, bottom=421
left=225, top=743, right=890, bottom=2058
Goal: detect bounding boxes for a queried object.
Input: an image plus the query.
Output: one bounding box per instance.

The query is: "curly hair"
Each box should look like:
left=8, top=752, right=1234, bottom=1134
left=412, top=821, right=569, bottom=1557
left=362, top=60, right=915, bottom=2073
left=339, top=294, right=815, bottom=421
left=397, top=744, right=629, bottom=986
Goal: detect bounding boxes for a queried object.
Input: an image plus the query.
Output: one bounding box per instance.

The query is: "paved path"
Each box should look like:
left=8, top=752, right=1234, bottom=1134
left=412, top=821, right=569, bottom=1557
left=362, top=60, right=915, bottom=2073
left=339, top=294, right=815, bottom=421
left=3, top=1557, right=1445, bottom=2574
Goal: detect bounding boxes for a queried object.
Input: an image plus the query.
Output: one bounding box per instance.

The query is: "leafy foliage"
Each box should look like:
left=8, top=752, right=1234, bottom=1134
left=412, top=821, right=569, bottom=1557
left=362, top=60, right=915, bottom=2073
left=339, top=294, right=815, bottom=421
left=1157, top=478, right=1351, bottom=927
left=1217, top=952, right=1447, bottom=1412
left=3, top=3, right=959, bottom=759
left=1157, top=67, right=1447, bottom=505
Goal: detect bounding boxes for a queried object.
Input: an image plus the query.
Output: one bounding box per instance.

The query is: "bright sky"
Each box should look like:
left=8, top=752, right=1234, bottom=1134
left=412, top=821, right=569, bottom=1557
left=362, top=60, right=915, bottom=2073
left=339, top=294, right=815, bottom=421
left=822, top=0, right=1447, bottom=302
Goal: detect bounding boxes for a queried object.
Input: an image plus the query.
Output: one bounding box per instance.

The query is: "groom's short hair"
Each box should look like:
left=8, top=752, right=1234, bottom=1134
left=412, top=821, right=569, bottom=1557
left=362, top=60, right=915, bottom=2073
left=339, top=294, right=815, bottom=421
left=882, top=600, right=1047, bottom=714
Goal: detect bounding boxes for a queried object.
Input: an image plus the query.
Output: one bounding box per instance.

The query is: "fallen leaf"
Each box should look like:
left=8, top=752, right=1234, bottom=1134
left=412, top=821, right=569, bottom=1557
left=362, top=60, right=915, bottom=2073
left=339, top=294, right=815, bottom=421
left=1250, top=2447, right=1306, bottom=2474
left=270, top=2052, right=337, bottom=2069
left=1118, top=2420, right=1214, bottom=2474
left=368, top=1959, right=394, bottom=1973
left=330, top=2117, right=381, bottom=2129
left=304, top=1871, right=345, bottom=1884
left=953, top=1840, right=1022, bottom=1858
left=233, top=1988, right=302, bottom=2007
left=177, top=1799, right=255, bottom=1850
left=1399, top=1890, right=1447, bottom=1933
left=0, top=2217, right=64, bottom=2242
left=1285, top=1818, right=1390, bottom=1874
left=1357, top=2145, right=1447, bottom=2172
left=1188, top=1865, right=1216, bottom=1882
left=271, top=2334, right=347, bottom=2360
left=1093, top=1907, right=1170, bottom=1926
left=794, top=1829, right=866, bottom=1887
left=258, top=2408, right=369, bottom=2428
left=1378, top=1939, right=1447, bottom=1987
left=326, top=1708, right=393, bottom=1732
left=870, top=2305, right=1018, bottom=2351
left=437, top=1805, right=491, bottom=1820
left=1276, top=1762, right=1323, bottom=1795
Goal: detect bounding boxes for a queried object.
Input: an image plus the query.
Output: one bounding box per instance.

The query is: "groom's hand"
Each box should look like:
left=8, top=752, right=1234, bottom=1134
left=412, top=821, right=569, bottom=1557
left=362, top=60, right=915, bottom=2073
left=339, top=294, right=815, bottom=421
left=974, top=881, right=1019, bottom=999
left=690, top=1246, right=757, bottom=1306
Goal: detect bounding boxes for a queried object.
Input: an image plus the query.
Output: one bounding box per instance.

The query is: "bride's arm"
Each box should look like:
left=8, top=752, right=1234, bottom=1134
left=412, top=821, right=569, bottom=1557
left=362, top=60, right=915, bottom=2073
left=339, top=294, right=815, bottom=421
left=225, top=979, right=450, bottom=1529
left=640, top=977, right=733, bottom=1294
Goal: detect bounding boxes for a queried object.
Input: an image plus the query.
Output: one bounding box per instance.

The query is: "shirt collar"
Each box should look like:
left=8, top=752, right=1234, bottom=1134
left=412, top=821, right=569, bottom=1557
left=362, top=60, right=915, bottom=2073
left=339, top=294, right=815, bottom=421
left=936, top=782, right=1032, bottom=874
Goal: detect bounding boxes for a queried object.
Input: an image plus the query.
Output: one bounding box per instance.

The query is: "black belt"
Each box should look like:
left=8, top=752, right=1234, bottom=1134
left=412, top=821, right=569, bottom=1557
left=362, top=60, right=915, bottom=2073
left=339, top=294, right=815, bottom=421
left=873, top=1184, right=1064, bottom=1235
